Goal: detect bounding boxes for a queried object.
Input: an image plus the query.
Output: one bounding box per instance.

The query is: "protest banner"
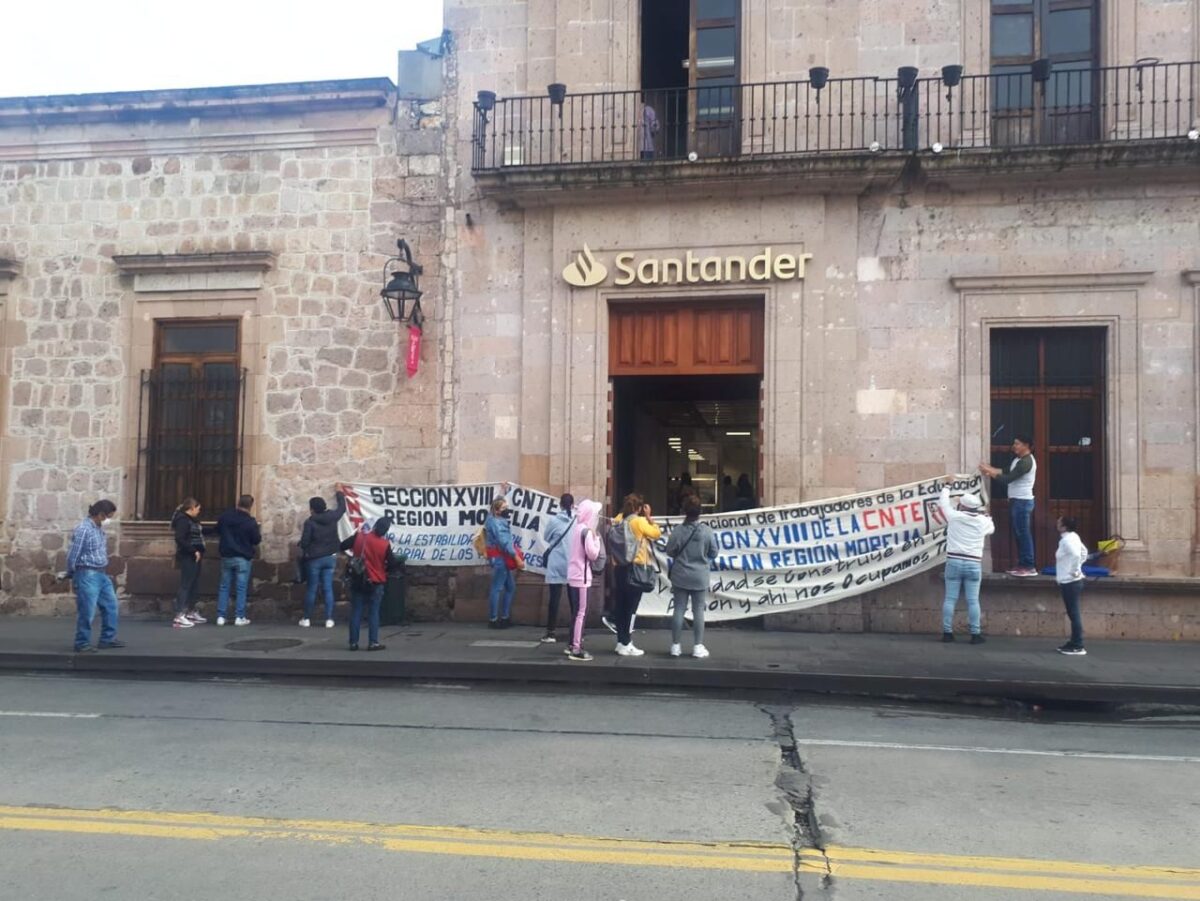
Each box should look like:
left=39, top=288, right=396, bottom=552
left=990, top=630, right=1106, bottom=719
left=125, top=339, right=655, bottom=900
left=337, top=473, right=984, bottom=621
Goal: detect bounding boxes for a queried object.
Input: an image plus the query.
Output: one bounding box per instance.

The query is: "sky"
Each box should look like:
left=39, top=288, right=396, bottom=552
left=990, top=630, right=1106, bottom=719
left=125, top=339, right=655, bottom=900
left=0, top=0, right=444, bottom=98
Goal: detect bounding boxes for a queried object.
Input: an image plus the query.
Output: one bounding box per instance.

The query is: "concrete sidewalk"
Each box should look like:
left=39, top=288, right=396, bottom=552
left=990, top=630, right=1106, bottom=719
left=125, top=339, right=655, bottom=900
left=1, top=615, right=1197, bottom=706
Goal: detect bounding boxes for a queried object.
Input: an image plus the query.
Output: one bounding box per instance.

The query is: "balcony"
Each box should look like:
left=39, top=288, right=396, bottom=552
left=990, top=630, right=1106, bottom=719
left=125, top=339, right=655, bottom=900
left=470, top=62, right=1200, bottom=198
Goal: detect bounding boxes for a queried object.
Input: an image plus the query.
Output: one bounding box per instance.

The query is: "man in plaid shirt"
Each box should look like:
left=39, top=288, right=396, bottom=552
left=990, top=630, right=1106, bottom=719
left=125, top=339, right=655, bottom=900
left=66, top=499, right=124, bottom=652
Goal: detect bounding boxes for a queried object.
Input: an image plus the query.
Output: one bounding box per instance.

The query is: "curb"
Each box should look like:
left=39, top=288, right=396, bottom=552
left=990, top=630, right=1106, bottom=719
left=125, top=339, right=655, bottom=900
left=3, top=651, right=1197, bottom=707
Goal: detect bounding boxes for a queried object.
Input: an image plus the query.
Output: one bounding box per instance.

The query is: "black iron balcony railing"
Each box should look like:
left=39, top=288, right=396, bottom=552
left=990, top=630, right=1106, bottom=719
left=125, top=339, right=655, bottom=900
left=471, top=61, right=1199, bottom=172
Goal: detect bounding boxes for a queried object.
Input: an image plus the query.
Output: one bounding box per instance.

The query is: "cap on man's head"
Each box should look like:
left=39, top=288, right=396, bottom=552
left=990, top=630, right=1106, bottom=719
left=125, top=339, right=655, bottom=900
left=957, top=493, right=984, bottom=511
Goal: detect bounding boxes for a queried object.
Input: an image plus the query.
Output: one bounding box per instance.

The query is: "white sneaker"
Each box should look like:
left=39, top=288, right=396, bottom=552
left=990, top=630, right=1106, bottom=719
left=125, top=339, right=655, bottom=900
left=234, top=617, right=251, bottom=626
left=298, top=618, right=311, bottom=628
left=692, top=644, right=710, bottom=659
left=325, top=619, right=334, bottom=629
left=625, top=643, right=645, bottom=657
left=172, top=614, right=194, bottom=629
left=601, top=616, right=617, bottom=635
left=669, top=643, right=681, bottom=657
left=185, top=611, right=207, bottom=624
left=216, top=616, right=226, bottom=626
left=615, top=642, right=636, bottom=656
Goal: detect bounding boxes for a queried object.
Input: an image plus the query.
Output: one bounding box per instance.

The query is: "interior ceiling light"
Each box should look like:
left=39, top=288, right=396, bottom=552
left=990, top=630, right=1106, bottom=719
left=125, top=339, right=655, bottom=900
left=726, top=431, right=752, bottom=436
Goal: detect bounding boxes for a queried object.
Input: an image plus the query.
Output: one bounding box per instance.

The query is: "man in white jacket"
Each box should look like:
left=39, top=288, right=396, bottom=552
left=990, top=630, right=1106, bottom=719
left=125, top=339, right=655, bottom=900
left=937, top=485, right=995, bottom=644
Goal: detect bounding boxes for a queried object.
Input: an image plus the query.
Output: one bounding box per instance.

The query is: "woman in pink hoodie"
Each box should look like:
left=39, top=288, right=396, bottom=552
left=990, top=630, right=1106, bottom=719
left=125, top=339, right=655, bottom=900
left=565, top=499, right=603, bottom=661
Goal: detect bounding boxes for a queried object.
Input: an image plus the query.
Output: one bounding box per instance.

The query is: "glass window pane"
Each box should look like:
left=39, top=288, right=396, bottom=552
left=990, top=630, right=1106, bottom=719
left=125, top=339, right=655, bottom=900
left=697, top=77, right=736, bottom=119
left=991, top=13, right=1033, bottom=57
left=990, top=329, right=1039, bottom=386
left=1045, top=8, right=1092, bottom=56
left=991, top=399, right=1035, bottom=447
left=1049, top=453, right=1094, bottom=500
left=991, top=65, right=1033, bottom=110
left=160, top=322, right=238, bottom=354
left=696, top=27, right=736, bottom=68
left=696, top=0, right=737, bottom=19
left=1048, top=399, right=1095, bottom=446
left=1043, top=327, right=1103, bottom=385
left=1046, top=60, right=1094, bottom=108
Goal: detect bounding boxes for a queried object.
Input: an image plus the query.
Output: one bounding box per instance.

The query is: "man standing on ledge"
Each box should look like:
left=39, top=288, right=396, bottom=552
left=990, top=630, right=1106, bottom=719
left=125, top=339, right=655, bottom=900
left=980, top=434, right=1038, bottom=577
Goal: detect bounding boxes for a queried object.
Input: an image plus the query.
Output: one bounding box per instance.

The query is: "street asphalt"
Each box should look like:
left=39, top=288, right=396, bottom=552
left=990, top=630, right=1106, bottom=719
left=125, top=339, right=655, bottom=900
left=0, top=673, right=1197, bottom=900
left=0, top=614, right=1198, bottom=707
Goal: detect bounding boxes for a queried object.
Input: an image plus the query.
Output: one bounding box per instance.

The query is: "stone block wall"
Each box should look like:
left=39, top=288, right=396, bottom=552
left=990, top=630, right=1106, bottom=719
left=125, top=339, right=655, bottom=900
left=0, top=80, right=455, bottom=615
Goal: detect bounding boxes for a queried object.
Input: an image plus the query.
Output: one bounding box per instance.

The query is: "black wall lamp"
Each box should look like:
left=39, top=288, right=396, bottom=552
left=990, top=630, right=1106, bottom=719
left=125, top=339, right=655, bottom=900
left=547, top=83, right=568, bottom=106
left=381, top=239, right=424, bottom=323
left=808, top=67, right=830, bottom=91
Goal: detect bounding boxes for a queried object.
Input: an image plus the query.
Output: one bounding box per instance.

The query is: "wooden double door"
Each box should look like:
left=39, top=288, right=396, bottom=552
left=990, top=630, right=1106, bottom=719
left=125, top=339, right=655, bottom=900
left=988, top=327, right=1107, bottom=570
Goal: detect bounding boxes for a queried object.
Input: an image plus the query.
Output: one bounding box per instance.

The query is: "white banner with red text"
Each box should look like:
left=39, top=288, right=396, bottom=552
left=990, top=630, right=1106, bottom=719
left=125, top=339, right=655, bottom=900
left=337, top=474, right=985, bottom=621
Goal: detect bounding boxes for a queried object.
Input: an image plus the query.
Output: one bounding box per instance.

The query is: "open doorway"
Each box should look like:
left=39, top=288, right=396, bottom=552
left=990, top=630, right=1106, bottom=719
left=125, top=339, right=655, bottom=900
left=641, top=0, right=741, bottom=159
left=641, top=0, right=688, bottom=158
left=613, top=374, right=761, bottom=515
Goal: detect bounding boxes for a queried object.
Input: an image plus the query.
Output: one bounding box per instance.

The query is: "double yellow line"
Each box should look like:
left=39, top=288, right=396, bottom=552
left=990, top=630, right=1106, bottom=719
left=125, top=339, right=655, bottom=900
left=2, top=805, right=1198, bottom=898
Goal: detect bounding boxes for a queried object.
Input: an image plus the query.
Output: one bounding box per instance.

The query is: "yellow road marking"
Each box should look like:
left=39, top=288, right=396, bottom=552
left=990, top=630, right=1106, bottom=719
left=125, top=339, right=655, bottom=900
left=2, top=804, right=1198, bottom=899
left=806, top=846, right=1200, bottom=882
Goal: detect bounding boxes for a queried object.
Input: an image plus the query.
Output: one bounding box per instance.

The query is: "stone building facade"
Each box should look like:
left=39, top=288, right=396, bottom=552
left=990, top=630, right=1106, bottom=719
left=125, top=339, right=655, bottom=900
left=443, top=0, right=1200, bottom=638
left=0, top=77, right=456, bottom=616
left=2, top=1, right=1200, bottom=640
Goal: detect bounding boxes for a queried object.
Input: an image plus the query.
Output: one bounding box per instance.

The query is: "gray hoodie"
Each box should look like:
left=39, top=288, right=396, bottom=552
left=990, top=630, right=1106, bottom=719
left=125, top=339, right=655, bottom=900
left=664, top=521, right=719, bottom=591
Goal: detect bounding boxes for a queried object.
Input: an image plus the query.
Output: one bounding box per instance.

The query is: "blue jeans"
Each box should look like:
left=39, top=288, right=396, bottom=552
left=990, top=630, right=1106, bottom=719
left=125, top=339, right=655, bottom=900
left=74, top=568, right=119, bottom=650
left=1009, top=498, right=1035, bottom=568
left=942, top=557, right=982, bottom=635
left=217, top=557, right=252, bottom=619
left=488, top=559, right=515, bottom=620
left=1060, top=578, right=1084, bottom=648
left=349, top=582, right=384, bottom=646
left=304, top=555, right=337, bottom=620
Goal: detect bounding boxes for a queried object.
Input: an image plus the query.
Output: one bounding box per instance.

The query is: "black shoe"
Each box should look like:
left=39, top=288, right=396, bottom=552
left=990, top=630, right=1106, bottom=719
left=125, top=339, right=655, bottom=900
left=349, top=643, right=359, bottom=651
left=488, top=620, right=501, bottom=629
left=540, top=632, right=557, bottom=644
left=98, top=640, right=126, bottom=649
left=74, top=645, right=95, bottom=653
left=969, top=634, right=986, bottom=645
left=941, top=632, right=955, bottom=642
left=367, top=643, right=386, bottom=652
left=1056, top=644, right=1087, bottom=656
left=499, top=617, right=512, bottom=629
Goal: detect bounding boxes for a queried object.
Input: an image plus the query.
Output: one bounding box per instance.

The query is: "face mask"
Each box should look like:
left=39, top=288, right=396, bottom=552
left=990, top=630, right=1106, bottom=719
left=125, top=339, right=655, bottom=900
left=101, top=518, right=114, bottom=529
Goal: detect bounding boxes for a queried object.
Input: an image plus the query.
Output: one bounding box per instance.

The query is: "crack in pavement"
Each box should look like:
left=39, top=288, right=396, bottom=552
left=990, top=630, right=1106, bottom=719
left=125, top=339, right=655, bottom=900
left=759, top=704, right=833, bottom=900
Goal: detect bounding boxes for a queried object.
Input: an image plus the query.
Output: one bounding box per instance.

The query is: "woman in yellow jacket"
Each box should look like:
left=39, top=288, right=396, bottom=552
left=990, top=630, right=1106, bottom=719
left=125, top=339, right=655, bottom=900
left=611, top=493, right=661, bottom=656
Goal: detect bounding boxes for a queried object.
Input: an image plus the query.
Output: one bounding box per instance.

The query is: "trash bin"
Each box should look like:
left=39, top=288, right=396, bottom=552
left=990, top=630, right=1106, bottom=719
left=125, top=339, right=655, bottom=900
left=381, top=564, right=406, bottom=626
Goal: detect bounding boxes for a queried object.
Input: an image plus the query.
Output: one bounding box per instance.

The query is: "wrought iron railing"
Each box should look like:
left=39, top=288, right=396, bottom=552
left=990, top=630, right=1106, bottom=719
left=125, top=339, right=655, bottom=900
left=471, top=61, right=1199, bottom=171
left=135, top=367, right=247, bottom=520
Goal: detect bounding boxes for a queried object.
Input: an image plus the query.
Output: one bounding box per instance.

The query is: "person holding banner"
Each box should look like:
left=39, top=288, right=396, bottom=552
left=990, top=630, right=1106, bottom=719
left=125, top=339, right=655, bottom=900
left=937, top=483, right=995, bottom=644
left=565, top=499, right=604, bottom=661
left=665, top=496, right=720, bottom=658
left=338, top=516, right=395, bottom=651
left=298, top=487, right=347, bottom=629
left=484, top=495, right=523, bottom=628
left=540, top=494, right=576, bottom=643
left=611, top=494, right=661, bottom=656
left=980, top=435, right=1038, bottom=577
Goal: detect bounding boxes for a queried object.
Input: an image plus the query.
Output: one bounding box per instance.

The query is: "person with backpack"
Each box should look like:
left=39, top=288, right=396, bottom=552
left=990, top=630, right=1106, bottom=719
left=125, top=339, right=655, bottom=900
left=298, top=487, right=348, bottom=629
left=170, top=496, right=209, bottom=629
left=485, top=494, right=523, bottom=628
left=564, top=499, right=604, bottom=661
left=665, top=496, right=719, bottom=658
left=609, top=493, right=661, bottom=656
left=338, top=516, right=395, bottom=651
left=540, top=493, right=576, bottom=643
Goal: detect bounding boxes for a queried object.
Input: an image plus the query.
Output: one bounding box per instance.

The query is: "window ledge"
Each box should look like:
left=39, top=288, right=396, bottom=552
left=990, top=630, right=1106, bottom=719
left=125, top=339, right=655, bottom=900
left=113, top=252, right=274, bottom=293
